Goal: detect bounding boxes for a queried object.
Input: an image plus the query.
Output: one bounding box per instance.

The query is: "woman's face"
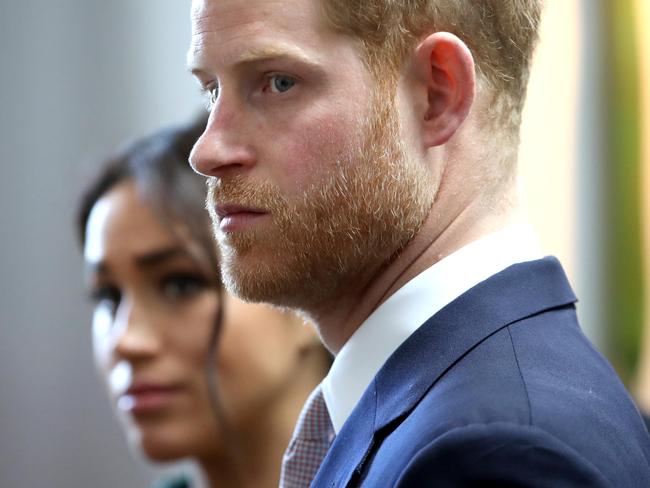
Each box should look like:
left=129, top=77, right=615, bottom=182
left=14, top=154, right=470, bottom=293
left=84, top=180, right=312, bottom=461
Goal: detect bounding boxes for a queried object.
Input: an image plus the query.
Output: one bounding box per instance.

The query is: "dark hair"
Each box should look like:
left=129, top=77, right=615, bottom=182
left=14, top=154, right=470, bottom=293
left=77, top=113, right=218, bottom=279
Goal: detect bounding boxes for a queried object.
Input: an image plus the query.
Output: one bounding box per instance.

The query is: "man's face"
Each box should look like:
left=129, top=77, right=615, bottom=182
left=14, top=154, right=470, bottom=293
left=188, top=0, right=434, bottom=309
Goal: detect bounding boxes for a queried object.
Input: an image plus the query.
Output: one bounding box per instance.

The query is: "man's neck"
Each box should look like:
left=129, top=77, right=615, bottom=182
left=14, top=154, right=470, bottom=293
left=309, top=194, right=523, bottom=353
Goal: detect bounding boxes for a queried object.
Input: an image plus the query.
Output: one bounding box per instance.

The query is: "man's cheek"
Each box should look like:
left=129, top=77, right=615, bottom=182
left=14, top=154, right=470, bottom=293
left=281, top=119, right=360, bottom=181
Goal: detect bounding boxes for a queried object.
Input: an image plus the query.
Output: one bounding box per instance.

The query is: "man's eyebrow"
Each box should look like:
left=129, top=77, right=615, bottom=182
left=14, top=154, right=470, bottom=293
left=235, top=45, right=316, bottom=65
left=187, top=44, right=320, bottom=76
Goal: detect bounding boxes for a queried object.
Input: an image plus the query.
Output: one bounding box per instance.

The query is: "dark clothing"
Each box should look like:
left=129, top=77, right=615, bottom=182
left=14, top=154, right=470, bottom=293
left=313, top=257, right=650, bottom=487
left=152, top=475, right=191, bottom=488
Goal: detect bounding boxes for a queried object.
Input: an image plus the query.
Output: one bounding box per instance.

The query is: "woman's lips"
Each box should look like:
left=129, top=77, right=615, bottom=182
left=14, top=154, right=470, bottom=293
left=215, top=204, right=268, bottom=232
left=117, top=384, right=183, bottom=415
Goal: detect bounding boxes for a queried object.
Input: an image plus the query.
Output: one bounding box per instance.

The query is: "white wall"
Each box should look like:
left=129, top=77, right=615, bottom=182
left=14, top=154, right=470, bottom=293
left=0, top=2, right=202, bottom=487
left=519, top=0, right=607, bottom=347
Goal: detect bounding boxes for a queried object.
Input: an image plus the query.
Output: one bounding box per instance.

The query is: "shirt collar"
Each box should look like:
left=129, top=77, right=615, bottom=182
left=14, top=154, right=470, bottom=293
left=321, top=224, right=544, bottom=433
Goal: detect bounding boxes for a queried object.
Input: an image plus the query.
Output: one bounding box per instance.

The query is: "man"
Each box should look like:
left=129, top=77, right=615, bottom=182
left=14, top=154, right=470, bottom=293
left=187, top=0, right=650, bottom=486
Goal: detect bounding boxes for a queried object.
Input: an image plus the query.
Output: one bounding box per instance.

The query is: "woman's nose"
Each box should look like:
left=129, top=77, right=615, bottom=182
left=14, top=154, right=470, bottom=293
left=112, top=299, right=160, bottom=360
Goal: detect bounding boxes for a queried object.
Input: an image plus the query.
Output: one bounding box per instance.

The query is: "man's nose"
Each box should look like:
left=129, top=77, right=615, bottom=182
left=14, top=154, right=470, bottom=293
left=189, top=99, right=256, bottom=178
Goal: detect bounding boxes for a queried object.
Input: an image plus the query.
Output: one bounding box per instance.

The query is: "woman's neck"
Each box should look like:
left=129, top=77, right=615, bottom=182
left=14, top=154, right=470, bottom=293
left=197, top=420, right=289, bottom=487
left=197, top=351, right=326, bottom=487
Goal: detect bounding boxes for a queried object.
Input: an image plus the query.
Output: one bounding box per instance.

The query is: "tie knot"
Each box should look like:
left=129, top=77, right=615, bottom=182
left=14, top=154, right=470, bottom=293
left=294, top=386, right=334, bottom=442
left=280, top=385, right=335, bottom=487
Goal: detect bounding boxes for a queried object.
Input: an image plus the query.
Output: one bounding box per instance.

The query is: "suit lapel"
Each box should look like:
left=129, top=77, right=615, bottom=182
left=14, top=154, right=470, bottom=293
left=312, top=257, right=577, bottom=487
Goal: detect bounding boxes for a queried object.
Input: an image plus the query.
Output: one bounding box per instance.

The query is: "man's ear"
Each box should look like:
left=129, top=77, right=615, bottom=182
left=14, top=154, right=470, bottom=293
left=412, top=32, right=476, bottom=148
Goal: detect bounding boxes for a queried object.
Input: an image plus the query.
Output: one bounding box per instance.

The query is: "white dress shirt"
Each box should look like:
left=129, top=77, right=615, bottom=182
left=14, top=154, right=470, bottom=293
left=321, top=224, right=544, bottom=433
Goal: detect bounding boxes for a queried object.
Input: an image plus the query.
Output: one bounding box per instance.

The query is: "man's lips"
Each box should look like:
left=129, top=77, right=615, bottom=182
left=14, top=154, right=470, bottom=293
left=117, top=382, right=184, bottom=414
left=215, top=204, right=268, bottom=232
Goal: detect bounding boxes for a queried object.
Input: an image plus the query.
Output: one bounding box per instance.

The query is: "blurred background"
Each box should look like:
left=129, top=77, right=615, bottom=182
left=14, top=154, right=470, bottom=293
left=0, top=0, right=648, bottom=486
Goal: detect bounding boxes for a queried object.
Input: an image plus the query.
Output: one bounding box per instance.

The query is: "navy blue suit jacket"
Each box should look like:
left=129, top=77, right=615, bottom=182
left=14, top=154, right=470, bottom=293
left=312, top=258, right=650, bottom=487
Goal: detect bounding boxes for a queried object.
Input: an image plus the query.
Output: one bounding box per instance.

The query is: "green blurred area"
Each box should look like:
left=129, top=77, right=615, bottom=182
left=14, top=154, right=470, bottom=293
left=604, top=0, right=644, bottom=383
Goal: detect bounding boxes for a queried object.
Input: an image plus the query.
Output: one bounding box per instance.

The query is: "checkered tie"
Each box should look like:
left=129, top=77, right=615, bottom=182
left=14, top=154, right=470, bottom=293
left=280, top=385, right=335, bottom=488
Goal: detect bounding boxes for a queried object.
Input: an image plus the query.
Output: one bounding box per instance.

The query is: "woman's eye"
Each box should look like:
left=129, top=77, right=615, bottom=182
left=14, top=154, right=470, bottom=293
left=89, top=286, right=121, bottom=316
left=268, top=74, right=296, bottom=94
left=160, top=273, right=207, bottom=301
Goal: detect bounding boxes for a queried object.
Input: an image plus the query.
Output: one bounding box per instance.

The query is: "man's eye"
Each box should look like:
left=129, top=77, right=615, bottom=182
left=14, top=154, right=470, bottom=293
left=160, top=273, right=208, bottom=301
left=204, top=84, right=219, bottom=111
left=210, top=85, right=219, bottom=103
left=268, top=74, right=296, bottom=94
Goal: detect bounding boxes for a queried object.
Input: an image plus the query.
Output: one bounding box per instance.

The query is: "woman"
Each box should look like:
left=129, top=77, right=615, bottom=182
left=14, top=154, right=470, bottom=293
left=77, top=116, right=330, bottom=487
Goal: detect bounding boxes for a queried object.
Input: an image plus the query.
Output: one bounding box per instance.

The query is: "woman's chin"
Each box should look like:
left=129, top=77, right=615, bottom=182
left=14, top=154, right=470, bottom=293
left=141, top=443, right=188, bottom=463
left=124, top=421, right=220, bottom=463
left=125, top=426, right=192, bottom=462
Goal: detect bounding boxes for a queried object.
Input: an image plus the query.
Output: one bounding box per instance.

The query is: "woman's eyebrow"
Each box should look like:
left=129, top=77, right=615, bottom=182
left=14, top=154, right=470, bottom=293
left=84, top=247, right=193, bottom=278
left=133, top=246, right=191, bottom=269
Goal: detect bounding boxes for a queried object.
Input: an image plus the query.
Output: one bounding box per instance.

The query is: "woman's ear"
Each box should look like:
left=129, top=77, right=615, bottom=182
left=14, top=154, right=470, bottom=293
left=411, top=32, right=476, bottom=148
